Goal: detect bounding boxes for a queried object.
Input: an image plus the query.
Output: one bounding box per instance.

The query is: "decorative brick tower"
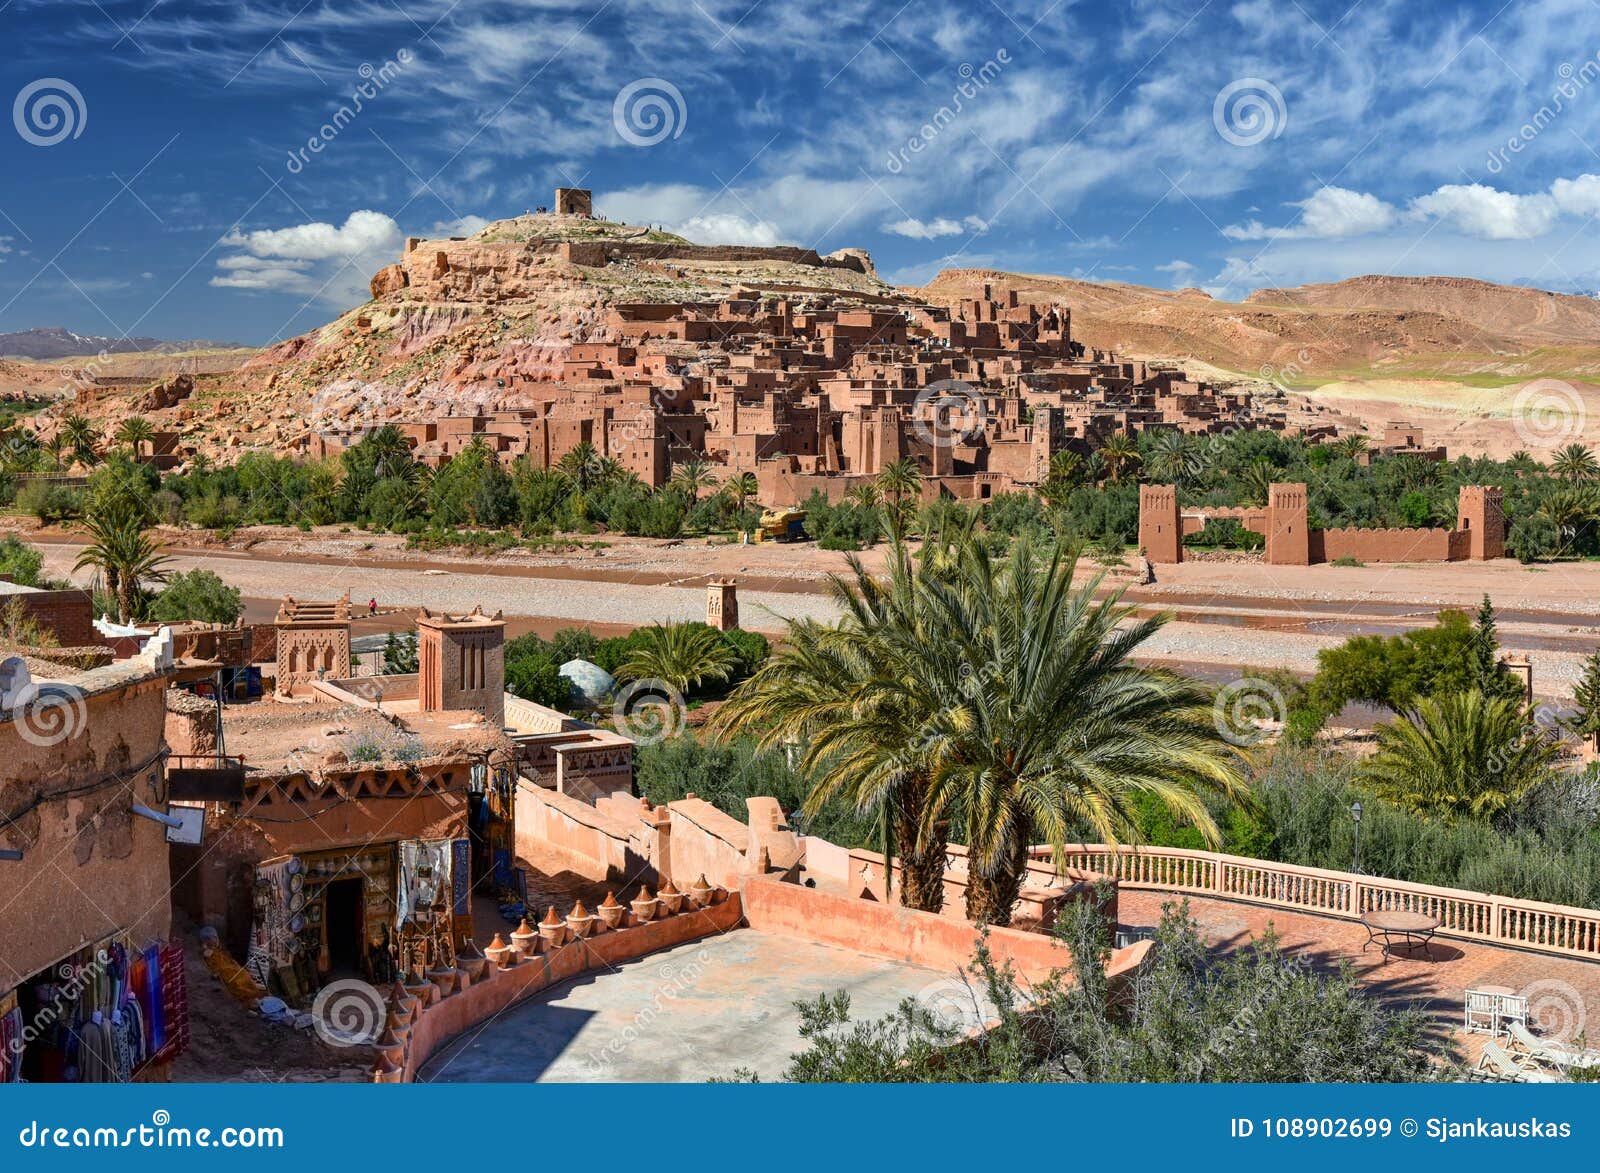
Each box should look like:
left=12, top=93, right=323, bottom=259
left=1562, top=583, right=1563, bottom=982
left=418, top=606, right=506, bottom=725
left=1138, top=484, right=1182, bottom=564
left=1457, top=485, right=1505, bottom=560
left=1266, top=483, right=1311, bottom=566
left=274, top=593, right=351, bottom=696
left=707, top=578, right=739, bottom=631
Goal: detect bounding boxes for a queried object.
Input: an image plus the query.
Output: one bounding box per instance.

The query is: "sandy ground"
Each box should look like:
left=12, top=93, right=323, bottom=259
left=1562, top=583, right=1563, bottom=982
left=22, top=523, right=1600, bottom=698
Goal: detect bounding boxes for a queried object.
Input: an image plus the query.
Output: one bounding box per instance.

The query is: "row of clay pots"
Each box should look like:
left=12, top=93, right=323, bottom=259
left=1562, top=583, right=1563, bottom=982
left=373, top=956, right=479, bottom=1083
left=374, top=878, right=723, bottom=1081
left=480, top=876, right=722, bottom=970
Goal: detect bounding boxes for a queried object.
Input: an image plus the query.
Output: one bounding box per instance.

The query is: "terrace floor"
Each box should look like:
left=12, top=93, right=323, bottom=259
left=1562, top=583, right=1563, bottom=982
left=1117, top=890, right=1600, bottom=1063
left=416, top=930, right=975, bottom=1083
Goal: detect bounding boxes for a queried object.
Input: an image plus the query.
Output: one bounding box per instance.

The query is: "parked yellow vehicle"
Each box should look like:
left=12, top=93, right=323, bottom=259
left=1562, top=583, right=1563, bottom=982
left=754, top=508, right=808, bottom=542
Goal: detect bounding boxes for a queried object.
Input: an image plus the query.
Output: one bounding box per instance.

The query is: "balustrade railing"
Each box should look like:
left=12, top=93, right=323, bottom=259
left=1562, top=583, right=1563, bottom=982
left=1050, top=845, right=1600, bottom=961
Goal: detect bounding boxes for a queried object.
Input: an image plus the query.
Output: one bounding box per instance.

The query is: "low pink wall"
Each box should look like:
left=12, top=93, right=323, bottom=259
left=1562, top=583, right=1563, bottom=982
left=742, top=873, right=1082, bottom=984
left=391, top=892, right=743, bottom=1082
left=665, top=799, right=750, bottom=889
left=514, top=782, right=644, bottom=881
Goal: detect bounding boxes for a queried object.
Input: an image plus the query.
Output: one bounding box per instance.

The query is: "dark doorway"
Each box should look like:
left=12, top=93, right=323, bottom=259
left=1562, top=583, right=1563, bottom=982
left=325, top=877, right=365, bottom=975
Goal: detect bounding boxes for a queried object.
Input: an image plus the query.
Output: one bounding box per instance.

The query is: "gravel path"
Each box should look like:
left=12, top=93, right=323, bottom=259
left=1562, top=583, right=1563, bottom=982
left=40, top=545, right=1589, bottom=697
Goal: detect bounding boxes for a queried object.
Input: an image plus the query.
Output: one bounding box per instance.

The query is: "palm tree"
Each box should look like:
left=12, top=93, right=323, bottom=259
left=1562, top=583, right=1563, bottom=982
left=668, top=458, right=719, bottom=504
left=617, top=622, right=737, bottom=695
left=60, top=413, right=99, bottom=467
left=1506, top=450, right=1538, bottom=478
left=711, top=542, right=955, bottom=913
left=912, top=538, right=1248, bottom=923
left=366, top=424, right=414, bottom=480
left=556, top=441, right=604, bottom=491
left=1360, top=691, right=1560, bottom=821
left=1539, top=484, right=1600, bottom=543
left=1239, top=458, right=1275, bottom=508
left=846, top=483, right=882, bottom=510
left=44, top=433, right=67, bottom=471
left=1145, top=430, right=1193, bottom=483
left=1552, top=442, right=1600, bottom=481
left=1047, top=450, right=1083, bottom=484
left=877, top=458, right=922, bottom=504
left=73, top=495, right=171, bottom=622
left=114, top=416, right=156, bottom=458
left=1331, top=434, right=1369, bottom=461
left=1097, top=431, right=1141, bottom=483
left=723, top=471, right=759, bottom=515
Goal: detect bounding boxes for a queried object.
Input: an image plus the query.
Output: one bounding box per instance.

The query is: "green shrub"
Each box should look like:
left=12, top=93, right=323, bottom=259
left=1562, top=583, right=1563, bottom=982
left=147, top=568, right=243, bottom=624
left=16, top=480, right=82, bottom=524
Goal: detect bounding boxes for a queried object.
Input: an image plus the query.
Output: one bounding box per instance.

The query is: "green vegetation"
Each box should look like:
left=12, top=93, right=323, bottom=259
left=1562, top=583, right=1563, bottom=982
left=713, top=532, right=1247, bottom=924
left=755, top=893, right=1441, bottom=1083
left=146, top=568, right=242, bottom=624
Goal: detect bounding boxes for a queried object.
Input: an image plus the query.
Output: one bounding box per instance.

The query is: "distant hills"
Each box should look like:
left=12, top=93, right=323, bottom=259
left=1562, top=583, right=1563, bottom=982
left=0, top=326, right=250, bottom=360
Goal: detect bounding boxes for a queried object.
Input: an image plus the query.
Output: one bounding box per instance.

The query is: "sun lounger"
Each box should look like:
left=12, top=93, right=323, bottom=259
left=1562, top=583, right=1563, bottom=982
left=1476, top=1041, right=1559, bottom=1083
left=1507, top=1021, right=1600, bottom=1070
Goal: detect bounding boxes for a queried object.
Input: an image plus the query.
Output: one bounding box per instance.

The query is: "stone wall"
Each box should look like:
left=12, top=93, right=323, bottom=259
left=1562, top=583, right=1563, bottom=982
left=0, top=670, right=172, bottom=988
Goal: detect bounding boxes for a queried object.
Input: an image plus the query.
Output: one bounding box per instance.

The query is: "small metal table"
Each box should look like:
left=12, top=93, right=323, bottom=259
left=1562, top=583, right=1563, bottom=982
left=1360, top=910, right=1440, bottom=961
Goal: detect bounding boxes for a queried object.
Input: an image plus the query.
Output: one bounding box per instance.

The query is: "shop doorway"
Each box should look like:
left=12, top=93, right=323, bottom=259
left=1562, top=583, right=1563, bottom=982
left=324, top=876, right=365, bottom=975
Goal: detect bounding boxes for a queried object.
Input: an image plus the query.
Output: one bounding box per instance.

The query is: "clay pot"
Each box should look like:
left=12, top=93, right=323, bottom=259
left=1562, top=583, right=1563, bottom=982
left=402, top=977, right=435, bottom=1007
left=377, top=1028, right=407, bottom=1067
left=538, top=905, right=567, bottom=948
left=510, top=917, right=539, bottom=959
left=597, top=892, right=626, bottom=930
left=484, top=933, right=513, bottom=969
left=427, top=967, right=458, bottom=998
left=630, top=888, right=659, bottom=924
left=658, top=878, right=685, bottom=915
left=372, top=1057, right=403, bottom=1084
left=566, top=899, right=597, bottom=939
left=690, top=874, right=715, bottom=909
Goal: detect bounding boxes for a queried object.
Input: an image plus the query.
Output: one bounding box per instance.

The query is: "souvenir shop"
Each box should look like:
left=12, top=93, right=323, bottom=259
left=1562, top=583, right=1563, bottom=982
left=246, top=837, right=471, bottom=1003
left=0, top=934, right=188, bottom=1084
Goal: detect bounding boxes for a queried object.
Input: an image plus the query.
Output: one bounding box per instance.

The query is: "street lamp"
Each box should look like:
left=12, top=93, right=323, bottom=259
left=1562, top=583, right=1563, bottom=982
left=1350, top=800, right=1364, bottom=875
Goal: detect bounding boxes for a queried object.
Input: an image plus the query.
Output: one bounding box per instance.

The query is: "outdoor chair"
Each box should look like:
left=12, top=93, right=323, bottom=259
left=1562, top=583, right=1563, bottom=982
left=1464, top=987, right=1527, bottom=1035
left=1507, top=1021, right=1600, bottom=1071
left=1475, top=1041, right=1558, bottom=1083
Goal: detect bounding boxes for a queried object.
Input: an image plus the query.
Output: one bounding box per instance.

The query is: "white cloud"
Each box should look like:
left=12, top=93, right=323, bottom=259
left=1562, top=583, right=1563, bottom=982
left=881, top=215, right=986, bottom=240
left=221, top=209, right=403, bottom=262
left=211, top=210, right=429, bottom=302
left=1408, top=183, right=1559, bottom=240
left=1224, top=186, right=1398, bottom=240
left=673, top=213, right=784, bottom=246
left=431, top=215, right=492, bottom=238
left=1550, top=174, right=1600, bottom=217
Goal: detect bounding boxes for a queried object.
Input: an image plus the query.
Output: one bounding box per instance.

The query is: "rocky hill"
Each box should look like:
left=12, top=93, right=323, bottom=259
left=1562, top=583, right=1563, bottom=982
left=53, top=213, right=900, bottom=457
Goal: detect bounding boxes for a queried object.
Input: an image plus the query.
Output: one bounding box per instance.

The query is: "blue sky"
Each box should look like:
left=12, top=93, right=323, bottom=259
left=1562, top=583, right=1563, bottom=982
left=6, top=0, right=1600, bottom=345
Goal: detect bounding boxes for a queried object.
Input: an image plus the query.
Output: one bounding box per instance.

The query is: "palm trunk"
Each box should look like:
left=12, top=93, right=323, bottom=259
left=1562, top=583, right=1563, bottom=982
left=896, top=783, right=946, bottom=914
left=964, top=836, right=1029, bottom=927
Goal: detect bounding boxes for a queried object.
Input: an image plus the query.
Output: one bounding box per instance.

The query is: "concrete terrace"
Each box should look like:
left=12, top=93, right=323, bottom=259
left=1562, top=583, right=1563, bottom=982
left=417, top=930, right=969, bottom=1083
left=1117, top=890, right=1600, bottom=1063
